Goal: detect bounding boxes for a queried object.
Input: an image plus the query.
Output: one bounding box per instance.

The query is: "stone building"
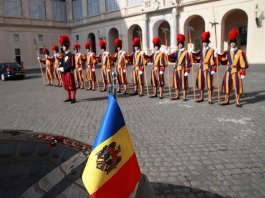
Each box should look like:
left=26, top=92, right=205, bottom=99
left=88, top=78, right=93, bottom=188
left=0, top=0, right=264, bottom=68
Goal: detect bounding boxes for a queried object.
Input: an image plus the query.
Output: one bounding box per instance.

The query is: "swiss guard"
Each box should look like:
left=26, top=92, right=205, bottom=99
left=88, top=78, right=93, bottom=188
left=144, top=37, right=168, bottom=99
left=219, top=28, right=249, bottom=107
left=192, top=32, right=217, bottom=104
left=112, top=38, right=128, bottom=94
left=51, top=44, right=63, bottom=87
left=131, top=37, right=146, bottom=96
left=84, top=41, right=97, bottom=91
left=58, top=35, right=77, bottom=104
left=168, top=34, right=191, bottom=101
left=38, top=48, right=54, bottom=86
left=73, top=43, right=85, bottom=89
left=98, top=40, right=112, bottom=92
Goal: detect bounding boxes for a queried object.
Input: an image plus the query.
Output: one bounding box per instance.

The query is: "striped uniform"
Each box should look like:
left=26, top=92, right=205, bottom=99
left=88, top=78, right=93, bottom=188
left=132, top=50, right=146, bottom=86
left=85, top=52, right=97, bottom=82
left=149, top=51, right=168, bottom=87
left=99, top=51, right=112, bottom=85
left=193, top=47, right=216, bottom=90
left=114, top=50, right=128, bottom=85
left=40, top=57, right=54, bottom=82
left=219, top=49, right=249, bottom=95
left=168, top=49, right=191, bottom=90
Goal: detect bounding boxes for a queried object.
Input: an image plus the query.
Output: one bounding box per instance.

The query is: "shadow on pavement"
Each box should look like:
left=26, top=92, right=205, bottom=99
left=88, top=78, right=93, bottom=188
left=151, top=182, right=225, bottom=198
left=240, top=90, right=265, bottom=105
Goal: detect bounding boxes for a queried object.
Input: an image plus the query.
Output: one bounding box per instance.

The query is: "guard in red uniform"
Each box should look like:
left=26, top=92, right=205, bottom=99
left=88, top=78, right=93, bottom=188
left=38, top=48, right=54, bottom=86
left=192, top=32, right=217, bottom=104
left=98, top=40, right=112, bottom=92
left=219, top=28, right=249, bottom=107
left=51, top=44, right=63, bottom=87
left=168, top=34, right=191, bottom=101
left=112, top=38, right=128, bottom=94
left=73, top=43, right=85, bottom=89
left=58, top=35, right=77, bottom=104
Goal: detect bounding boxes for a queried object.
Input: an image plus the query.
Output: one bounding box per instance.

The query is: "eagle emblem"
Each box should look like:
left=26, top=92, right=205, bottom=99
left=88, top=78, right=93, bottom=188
left=96, top=142, right=121, bottom=174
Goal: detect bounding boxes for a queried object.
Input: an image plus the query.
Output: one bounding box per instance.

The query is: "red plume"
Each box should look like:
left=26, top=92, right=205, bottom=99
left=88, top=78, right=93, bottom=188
left=42, top=48, right=49, bottom=55
left=152, top=37, right=161, bottom=45
left=98, top=40, right=106, bottom=48
left=201, top=32, right=211, bottom=42
left=84, top=41, right=92, bottom=49
left=229, top=28, right=239, bottom=41
left=73, top=43, right=81, bottom=50
left=132, top=37, right=140, bottom=47
left=52, top=44, right=59, bottom=51
left=114, top=38, right=122, bottom=47
left=58, top=34, right=70, bottom=46
left=177, top=34, right=185, bottom=43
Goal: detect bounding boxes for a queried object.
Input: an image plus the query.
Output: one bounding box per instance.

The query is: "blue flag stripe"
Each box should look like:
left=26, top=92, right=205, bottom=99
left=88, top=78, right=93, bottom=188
left=92, top=95, right=125, bottom=150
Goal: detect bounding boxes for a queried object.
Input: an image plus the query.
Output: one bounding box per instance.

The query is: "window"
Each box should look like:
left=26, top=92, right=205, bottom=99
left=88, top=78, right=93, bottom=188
left=52, top=0, right=66, bottom=21
left=105, top=0, right=119, bottom=12
left=75, top=34, right=79, bottom=41
left=38, top=34, right=44, bottom=42
left=15, top=48, right=20, bottom=56
left=29, top=0, right=46, bottom=19
left=239, top=26, right=247, bottom=46
left=87, top=0, right=99, bottom=16
left=4, top=0, right=22, bottom=17
left=13, top=34, right=19, bottom=42
left=39, top=48, right=44, bottom=55
left=126, top=0, right=143, bottom=6
left=72, top=0, right=82, bottom=20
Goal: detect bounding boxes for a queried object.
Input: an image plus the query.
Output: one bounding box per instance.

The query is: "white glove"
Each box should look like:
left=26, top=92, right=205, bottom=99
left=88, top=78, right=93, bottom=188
left=78, top=68, right=82, bottom=71
left=121, top=51, right=126, bottom=56
left=211, top=71, right=216, bottom=75
left=104, top=52, right=109, bottom=56
left=188, top=48, right=193, bottom=55
left=59, top=67, right=64, bottom=72
left=184, top=72, right=188, bottom=77
left=141, top=51, right=145, bottom=55
left=241, top=75, right=245, bottom=79
left=139, top=71, right=143, bottom=75
left=37, top=57, right=40, bottom=61
left=159, top=71, right=164, bottom=75
left=92, top=68, right=95, bottom=72
left=165, top=50, right=169, bottom=55
left=214, top=48, right=219, bottom=57
left=123, top=70, right=126, bottom=73
left=45, top=54, right=48, bottom=58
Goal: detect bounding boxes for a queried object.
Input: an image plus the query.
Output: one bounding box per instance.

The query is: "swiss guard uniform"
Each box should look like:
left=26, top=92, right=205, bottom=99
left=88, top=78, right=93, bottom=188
left=219, top=28, right=249, bottom=107
left=168, top=34, right=191, bottom=101
left=39, top=48, right=54, bottom=86
left=98, top=40, right=112, bottom=92
left=192, top=32, right=217, bottom=104
left=144, top=37, right=168, bottom=99
left=83, top=41, right=97, bottom=91
left=112, top=38, right=128, bottom=94
left=73, top=43, right=85, bottom=89
left=58, top=35, right=77, bottom=104
left=51, top=44, right=63, bottom=87
left=129, top=37, right=146, bottom=96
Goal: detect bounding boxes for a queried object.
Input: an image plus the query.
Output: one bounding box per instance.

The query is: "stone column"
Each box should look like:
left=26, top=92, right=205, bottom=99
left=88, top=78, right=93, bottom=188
left=66, top=0, right=73, bottom=21
left=99, top=0, right=106, bottom=14
left=22, top=0, right=29, bottom=18
left=170, top=7, right=177, bottom=51
left=142, top=14, right=149, bottom=52
left=45, top=0, right=53, bottom=20
left=82, top=0, right=87, bottom=18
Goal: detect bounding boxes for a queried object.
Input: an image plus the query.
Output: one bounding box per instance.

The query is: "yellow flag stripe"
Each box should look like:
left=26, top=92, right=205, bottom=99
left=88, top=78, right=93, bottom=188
left=82, top=125, right=135, bottom=194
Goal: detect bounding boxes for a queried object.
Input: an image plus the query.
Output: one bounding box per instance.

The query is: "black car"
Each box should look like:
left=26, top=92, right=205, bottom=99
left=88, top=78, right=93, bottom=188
left=0, top=62, right=26, bottom=81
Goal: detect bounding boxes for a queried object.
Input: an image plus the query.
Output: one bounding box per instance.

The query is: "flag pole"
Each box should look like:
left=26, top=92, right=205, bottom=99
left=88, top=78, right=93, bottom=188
left=34, top=39, right=46, bottom=86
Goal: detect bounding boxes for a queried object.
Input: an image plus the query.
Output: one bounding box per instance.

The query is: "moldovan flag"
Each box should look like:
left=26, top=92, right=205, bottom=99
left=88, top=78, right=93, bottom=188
left=82, top=95, right=142, bottom=198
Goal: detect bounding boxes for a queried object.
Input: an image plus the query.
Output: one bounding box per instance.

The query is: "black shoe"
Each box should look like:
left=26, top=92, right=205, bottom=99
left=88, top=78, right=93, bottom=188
left=183, top=98, right=187, bottom=102
left=139, top=93, right=144, bottom=97
left=236, top=104, right=242, bottom=108
left=170, top=96, right=179, bottom=100
left=132, top=91, right=138, bottom=95
left=208, top=101, right=213, bottom=104
left=64, top=99, right=71, bottom=102
left=149, top=95, right=157, bottom=98
left=221, top=101, right=230, bottom=106
left=100, top=89, right=106, bottom=92
left=71, top=99, right=76, bottom=104
left=196, top=99, right=204, bottom=103
left=159, top=96, right=163, bottom=99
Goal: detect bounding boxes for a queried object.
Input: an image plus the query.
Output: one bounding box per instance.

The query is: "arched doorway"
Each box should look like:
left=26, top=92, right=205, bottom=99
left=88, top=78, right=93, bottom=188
left=108, top=28, right=119, bottom=54
left=87, top=33, right=96, bottom=53
left=158, top=21, right=171, bottom=47
left=184, top=15, right=205, bottom=50
left=221, top=9, right=248, bottom=51
left=128, top=25, right=142, bottom=53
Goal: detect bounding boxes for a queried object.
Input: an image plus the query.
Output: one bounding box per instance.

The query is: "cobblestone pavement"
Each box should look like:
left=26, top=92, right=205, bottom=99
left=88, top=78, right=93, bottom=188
left=0, top=64, right=265, bottom=198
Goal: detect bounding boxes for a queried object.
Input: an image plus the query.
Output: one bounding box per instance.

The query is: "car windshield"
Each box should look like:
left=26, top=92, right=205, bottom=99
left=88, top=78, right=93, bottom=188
left=5, top=63, right=21, bottom=68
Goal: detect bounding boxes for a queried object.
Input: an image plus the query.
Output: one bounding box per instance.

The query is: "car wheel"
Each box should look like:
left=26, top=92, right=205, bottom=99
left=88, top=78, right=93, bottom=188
left=1, top=74, right=5, bottom=81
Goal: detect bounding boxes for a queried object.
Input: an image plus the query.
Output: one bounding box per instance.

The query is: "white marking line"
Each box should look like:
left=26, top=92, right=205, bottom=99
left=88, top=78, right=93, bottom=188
left=158, top=100, right=194, bottom=108
left=217, top=117, right=252, bottom=125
